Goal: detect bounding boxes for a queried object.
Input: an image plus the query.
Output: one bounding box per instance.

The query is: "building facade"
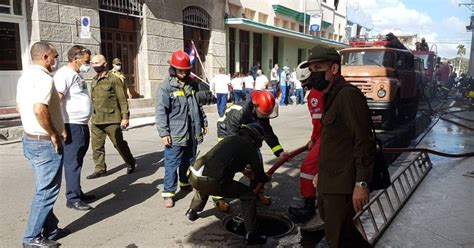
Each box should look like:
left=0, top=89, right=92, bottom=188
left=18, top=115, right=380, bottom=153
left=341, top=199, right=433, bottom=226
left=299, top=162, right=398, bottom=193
left=225, top=0, right=348, bottom=76
left=0, top=0, right=226, bottom=108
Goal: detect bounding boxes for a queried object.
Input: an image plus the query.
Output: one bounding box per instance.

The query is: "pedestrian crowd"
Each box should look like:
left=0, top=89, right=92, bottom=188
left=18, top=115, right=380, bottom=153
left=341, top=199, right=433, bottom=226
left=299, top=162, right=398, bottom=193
left=17, top=41, right=376, bottom=247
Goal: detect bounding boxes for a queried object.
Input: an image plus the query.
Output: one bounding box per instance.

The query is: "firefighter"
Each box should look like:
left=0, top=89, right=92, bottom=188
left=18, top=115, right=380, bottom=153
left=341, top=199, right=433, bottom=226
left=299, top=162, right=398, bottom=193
left=212, top=90, right=288, bottom=211
left=185, top=123, right=270, bottom=245
left=288, top=61, right=325, bottom=222
left=155, top=50, right=209, bottom=208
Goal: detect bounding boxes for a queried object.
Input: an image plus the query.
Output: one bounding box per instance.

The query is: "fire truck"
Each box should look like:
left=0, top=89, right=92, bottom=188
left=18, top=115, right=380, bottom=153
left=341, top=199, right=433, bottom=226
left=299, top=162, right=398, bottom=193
left=412, top=49, right=438, bottom=97
left=340, top=36, right=420, bottom=130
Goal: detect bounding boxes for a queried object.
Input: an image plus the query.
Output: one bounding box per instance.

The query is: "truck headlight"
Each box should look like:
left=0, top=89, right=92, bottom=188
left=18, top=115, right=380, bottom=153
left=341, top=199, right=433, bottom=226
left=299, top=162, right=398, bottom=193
left=377, top=88, right=386, bottom=98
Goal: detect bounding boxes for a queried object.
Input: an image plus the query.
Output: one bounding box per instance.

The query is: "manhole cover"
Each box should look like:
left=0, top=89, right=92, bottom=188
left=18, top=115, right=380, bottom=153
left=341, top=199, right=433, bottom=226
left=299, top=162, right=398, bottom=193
left=222, top=212, right=295, bottom=238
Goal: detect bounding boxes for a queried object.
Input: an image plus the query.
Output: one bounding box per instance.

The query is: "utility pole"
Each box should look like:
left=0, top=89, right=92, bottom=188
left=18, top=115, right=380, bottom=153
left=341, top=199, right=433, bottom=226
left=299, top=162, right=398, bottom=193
left=459, top=2, right=474, bottom=76
left=303, top=0, right=307, bottom=34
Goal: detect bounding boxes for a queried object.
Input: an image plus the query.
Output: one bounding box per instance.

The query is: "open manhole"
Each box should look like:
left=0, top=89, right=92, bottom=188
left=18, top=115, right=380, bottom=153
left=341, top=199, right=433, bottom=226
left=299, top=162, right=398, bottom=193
left=222, top=212, right=295, bottom=238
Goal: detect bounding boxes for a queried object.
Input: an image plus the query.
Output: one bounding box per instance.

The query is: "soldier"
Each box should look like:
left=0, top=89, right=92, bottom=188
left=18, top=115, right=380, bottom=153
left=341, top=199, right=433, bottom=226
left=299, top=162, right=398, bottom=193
left=301, top=46, right=374, bottom=248
left=86, top=54, right=136, bottom=179
left=110, top=57, right=132, bottom=99
left=185, top=123, right=270, bottom=245
left=155, top=50, right=208, bottom=208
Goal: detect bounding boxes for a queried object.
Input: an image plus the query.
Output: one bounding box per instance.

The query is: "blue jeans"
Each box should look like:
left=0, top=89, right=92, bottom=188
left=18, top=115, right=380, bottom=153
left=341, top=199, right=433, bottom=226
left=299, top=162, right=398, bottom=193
left=64, top=124, right=90, bottom=204
left=296, top=88, right=304, bottom=104
left=162, top=140, right=197, bottom=198
left=22, top=136, right=63, bottom=243
left=216, top=93, right=228, bottom=117
left=245, top=88, right=253, bottom=102
left=233, top=90, right=243, bottom=103
left=280, top=85, right=288, bottom=105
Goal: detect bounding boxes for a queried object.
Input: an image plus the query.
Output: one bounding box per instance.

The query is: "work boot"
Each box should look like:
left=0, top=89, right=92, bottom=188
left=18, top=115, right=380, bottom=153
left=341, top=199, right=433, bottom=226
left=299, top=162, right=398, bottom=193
left=245, top=231, right=267, bottom=245
left=258, top=193, right=272, bottom=205
left=185, top=208, right=198, bottom=221
left=213, top=199, right=231, bottom=212
left=127, top=163, right=136, bottom=174
left=164, top=197, right=174, bottom=208
left=288, top=198, right=316, bottom=223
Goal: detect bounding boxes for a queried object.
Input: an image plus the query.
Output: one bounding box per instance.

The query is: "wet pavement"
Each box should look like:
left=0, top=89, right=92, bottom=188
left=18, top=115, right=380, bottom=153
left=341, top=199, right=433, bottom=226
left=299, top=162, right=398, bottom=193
left=377, top=107, right=474, bottom=247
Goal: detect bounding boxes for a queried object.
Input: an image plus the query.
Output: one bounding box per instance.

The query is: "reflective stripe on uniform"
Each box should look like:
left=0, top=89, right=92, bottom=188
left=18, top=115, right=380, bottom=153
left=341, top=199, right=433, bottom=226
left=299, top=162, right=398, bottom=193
left=172, top=90, right=185, bottom=97
left=271, top=145, right=283, bottom=153
left=179, top=181, right=190, bottom=187
left=190, top=165, right=205, bottom=177
left=300, top=172, right=315, bottom=180
left=211, top=196, right=223, bottom=200
left=161, top=192, right=175, bottom=198
left=226, top=105, right=243, bottom=112
left=312, top=113, right=322, bottom=119
left=217, top=137, right=224, bottom=142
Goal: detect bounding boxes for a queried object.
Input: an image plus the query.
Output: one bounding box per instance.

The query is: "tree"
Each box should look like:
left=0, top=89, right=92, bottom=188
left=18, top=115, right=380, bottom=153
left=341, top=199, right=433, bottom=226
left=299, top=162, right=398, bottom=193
left=457, top=44, right=466, bottom=73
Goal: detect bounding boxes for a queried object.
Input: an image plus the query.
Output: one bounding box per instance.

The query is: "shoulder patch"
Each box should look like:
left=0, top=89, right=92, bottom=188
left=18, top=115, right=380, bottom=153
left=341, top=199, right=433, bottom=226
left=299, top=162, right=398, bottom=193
left=310, top=98, right=319, bottom=107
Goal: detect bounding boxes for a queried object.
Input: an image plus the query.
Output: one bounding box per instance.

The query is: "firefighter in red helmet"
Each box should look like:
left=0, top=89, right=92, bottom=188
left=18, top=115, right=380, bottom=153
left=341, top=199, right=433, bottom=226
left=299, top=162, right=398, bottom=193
left=155, top=50, right=209, bottom=208
left=212, top=90, right=288, bottom=211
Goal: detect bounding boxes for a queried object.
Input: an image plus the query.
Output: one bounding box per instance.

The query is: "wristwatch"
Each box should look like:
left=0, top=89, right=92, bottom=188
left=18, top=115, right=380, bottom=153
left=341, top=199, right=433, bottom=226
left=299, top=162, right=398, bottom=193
left=355, top=181, right=369, bottom=189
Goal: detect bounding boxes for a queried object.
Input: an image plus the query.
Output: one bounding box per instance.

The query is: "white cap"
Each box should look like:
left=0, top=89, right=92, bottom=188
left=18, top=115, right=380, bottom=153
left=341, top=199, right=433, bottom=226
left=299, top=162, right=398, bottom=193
left=296, top=61, right=311, bottom=81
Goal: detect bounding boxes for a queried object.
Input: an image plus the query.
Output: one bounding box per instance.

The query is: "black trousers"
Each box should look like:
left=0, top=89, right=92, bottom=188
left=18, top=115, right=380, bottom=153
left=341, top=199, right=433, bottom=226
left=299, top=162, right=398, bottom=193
left=189, top=174, right=258, bottom=232
left=318, top=193, right=372, bottom=248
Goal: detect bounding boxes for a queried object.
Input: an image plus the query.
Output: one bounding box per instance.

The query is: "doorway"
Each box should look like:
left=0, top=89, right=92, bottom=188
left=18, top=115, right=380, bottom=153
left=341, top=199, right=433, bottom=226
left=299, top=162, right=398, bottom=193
left=99, top=12, right=140, bottom=97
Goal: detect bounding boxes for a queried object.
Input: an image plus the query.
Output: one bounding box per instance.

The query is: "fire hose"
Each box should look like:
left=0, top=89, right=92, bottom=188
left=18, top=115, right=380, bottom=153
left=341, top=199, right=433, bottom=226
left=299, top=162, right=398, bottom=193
left=255, top=144, right=474, bottom=194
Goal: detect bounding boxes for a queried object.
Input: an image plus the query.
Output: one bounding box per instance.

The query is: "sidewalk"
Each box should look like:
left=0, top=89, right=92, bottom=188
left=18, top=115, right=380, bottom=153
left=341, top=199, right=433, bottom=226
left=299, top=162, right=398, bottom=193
left=377, top=110, right=474, bottom=247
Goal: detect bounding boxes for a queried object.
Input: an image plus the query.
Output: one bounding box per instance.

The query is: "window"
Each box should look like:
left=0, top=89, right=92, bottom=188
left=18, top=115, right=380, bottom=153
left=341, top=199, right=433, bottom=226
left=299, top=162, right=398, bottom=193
left=229, top=28, right=236, bottom=75
left=0, top=0, right=22, bottom=15
left=239, top=30, right=250, bottom=74
left=342, top=50, right=396, bottom=68
left=274, top=18, right=280, bottom=27
left=291, top=22, right=297, bottom=31
left=283, top=20, right=289, bottom=29
left=273, top=36, right=279, bottom=65
left=244, top=8, right=255, bottom=20
left=299, top=25, right=304, bottom=33
left=258, top=13, right=268, bottom=24
left=253, top=33, right=262, bottom=65
left=0, top=22, right=22, bottom=70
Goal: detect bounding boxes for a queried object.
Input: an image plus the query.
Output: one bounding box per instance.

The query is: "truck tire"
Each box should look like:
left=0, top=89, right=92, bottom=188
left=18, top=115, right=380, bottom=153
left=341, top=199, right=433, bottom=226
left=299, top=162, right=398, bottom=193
left=381, top=96, right=401, bottom=130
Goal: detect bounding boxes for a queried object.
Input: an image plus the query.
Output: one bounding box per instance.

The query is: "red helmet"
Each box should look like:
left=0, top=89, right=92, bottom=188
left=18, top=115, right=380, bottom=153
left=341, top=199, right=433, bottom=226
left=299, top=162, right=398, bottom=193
left=168, top=50, right=192, bottom=70
left=250, top=90, right=278, bottom=118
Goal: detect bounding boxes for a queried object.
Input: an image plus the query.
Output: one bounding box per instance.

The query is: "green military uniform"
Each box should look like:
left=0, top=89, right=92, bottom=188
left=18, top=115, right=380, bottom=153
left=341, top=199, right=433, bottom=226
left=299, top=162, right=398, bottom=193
left=110, top=70, right=128, bottom=98
left=91, top=70, right=135, bottom=173
left=188, top=134, right=268, bottom=232
left=318, top=75, right=374, bottom=248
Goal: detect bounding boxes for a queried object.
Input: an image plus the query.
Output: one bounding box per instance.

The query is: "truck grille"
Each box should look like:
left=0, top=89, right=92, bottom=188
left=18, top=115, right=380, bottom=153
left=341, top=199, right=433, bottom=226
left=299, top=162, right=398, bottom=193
left=350, top=82, right=373, bottom=93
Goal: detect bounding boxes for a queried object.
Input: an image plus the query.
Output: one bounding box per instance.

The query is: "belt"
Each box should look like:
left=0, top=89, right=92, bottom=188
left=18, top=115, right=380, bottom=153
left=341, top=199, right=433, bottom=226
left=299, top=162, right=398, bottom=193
left=25, top=133, right=51, bottom=141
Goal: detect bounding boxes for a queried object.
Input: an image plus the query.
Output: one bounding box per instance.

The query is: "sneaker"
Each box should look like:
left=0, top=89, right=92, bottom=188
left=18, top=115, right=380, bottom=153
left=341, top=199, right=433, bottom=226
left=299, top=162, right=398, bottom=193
left=185, top=208, right=198, bottom=221
left=245, top=231, right=267, bottom=245
left=213, top=199, right=230, bottom=212
left=23, top=237, right=60, bottom=248
left=164, top=197, right=174, bottom=208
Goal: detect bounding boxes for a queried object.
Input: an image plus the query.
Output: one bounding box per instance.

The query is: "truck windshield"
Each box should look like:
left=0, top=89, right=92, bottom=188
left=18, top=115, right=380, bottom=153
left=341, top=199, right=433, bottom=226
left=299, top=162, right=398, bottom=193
left=342, top=51, right=395, bottom=68
left=414, top=54, right=433, bottom=70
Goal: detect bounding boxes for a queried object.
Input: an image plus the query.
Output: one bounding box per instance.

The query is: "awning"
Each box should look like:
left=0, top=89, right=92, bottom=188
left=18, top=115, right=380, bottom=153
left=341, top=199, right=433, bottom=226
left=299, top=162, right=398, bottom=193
left=225, top=18, right=349, bottom=49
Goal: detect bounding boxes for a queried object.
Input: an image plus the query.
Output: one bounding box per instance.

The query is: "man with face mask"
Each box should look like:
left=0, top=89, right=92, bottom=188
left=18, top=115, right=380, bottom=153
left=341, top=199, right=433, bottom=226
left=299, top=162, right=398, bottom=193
left=156, top=50, right=209, bottom=208
left=110, top=57, right=132, bottom=99
left=185, top=123, right=271, bottom=245
left=53, top=45, right=95, bottom=211
left=17, top=42, right=64, bottom=247
left=87, top=54, right=136, bottom=179
left=300, top=46, right=375, bottom=248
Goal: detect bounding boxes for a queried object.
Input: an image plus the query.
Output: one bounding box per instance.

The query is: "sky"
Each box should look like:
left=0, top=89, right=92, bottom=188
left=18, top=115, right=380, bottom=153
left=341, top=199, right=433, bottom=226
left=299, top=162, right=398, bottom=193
left=347, top=0, right=472, bottom=59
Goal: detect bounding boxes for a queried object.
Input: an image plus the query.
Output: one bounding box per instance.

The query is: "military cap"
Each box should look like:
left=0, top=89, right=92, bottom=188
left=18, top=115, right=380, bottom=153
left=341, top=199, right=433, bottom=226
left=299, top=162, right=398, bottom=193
left=300, top=46, right=341, bottom=68
left=112, top=58, right=122, bottom=65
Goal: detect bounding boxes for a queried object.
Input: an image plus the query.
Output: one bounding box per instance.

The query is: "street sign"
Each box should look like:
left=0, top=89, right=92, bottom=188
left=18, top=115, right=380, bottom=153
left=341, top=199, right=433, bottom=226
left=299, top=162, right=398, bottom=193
left=309, top=13, right=322, bottom=32
left=80, top=16, right=91, bottom=39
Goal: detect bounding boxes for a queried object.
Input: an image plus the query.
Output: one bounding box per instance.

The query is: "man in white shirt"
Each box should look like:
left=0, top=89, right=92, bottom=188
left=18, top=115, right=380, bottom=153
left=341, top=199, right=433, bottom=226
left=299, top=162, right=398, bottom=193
left=17, top=41, right=63, bottom=248
left=291, top=70, right=305, bottom=104
left=231, top=72, right=244, bottom=102
left=54, top=45, right=94, bottom=211
left=255, top=70, right=269, bottom=90
left=244, top=73, right=255, bottom=102
left=210, top=67, right=231, bottom=117
left=270, top=64, right=279, bottom=96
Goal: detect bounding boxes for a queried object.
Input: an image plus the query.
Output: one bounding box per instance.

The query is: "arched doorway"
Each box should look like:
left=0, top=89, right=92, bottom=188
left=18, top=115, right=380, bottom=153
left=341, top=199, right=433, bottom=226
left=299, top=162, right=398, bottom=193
left=183, top=6, right=211, bottom=81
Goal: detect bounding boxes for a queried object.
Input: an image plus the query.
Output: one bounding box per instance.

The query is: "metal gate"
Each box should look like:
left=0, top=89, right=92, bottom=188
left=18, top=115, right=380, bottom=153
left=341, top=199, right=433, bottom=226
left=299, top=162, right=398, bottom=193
left=353, top=152, right=433, bottom=245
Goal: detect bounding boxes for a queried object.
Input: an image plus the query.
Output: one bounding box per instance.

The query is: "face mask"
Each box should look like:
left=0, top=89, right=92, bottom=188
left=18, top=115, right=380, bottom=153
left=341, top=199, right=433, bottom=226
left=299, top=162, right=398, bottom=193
left=93, top=64, right=105, bottom=73
left=310, top=71, right=330, bottom=91
left=79, top=64, right=91, bottom=73
left=50, top=59, right=58, bottom=72
left=113, top=65, right=121, bottom=71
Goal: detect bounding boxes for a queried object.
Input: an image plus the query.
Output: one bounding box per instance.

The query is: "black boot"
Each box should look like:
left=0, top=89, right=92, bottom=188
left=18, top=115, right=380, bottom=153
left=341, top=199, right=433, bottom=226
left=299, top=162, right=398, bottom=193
left=288, top=197, right=316, bottom=223
left=245, top=231, right=267, bottom=245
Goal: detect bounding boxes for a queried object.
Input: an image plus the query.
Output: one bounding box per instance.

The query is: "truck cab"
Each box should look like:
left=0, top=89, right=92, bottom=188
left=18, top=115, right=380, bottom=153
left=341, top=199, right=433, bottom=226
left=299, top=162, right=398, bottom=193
left=340, top=40, right=419, bottom=129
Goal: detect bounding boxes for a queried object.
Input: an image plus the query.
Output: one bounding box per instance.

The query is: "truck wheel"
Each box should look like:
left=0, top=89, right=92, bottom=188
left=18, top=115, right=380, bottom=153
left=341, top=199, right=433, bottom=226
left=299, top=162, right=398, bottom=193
left=381, top=98, right=401, bottom=130
left=405, top=98, right=419, bottom=121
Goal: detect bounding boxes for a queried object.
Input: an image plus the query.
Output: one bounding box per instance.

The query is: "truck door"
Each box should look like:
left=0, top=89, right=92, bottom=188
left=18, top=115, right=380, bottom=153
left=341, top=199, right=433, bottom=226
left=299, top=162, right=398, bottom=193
left=396, top=52, right=416, bottom=100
